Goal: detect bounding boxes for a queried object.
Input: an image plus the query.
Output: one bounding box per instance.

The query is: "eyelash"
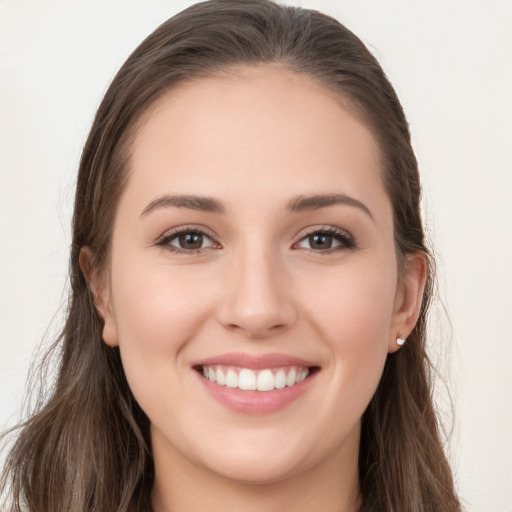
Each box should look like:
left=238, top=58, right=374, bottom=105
left=156, top=226, right=220, bottom=255
left=156, top=225, right=356, bottom=255
left=294, top=226, right=356, bottom=253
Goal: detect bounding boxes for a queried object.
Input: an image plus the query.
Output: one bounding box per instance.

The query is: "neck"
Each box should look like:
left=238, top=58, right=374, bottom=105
left=151, top=430, right=361, bottom=512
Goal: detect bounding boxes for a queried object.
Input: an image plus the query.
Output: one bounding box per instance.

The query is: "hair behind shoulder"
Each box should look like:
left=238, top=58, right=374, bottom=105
left=1, top=1, right=461, bottom=511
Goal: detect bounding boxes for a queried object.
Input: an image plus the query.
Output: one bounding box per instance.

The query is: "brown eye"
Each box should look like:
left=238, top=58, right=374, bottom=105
left=165, top=230, right=216, bottom=251
left=295, top=228, right=354, bottom=252
left=178, top=232, right=204, bottom=249
left=308, top=233, right=334, bottom=249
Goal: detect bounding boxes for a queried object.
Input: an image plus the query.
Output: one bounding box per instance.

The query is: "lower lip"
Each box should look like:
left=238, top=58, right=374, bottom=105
left=196, top=371, right=315, bottom=414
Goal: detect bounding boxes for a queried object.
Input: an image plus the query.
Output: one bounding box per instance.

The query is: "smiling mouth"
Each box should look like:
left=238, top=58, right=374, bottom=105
left=194, top=365, right=319, bottom=392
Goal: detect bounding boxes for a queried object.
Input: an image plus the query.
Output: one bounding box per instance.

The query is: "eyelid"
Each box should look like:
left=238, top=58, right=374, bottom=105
left=155, top=224, right=222, bottom=253
left=292, top=225, right=356, bottom=251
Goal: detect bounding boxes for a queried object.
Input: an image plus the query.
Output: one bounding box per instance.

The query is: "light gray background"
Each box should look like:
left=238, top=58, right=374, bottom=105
left=1, top=1, right=511, bottom=510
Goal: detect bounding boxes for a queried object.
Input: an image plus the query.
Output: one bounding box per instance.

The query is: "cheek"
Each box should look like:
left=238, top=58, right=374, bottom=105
left=111, top=258, right=212, bottom=351
left=108, top=255, right=219, bottom=412
left=108, top=258, right=220, bottom=435
left=304, top=255, right=397, bottom=342
left=301, top=257, right=397, bottom=410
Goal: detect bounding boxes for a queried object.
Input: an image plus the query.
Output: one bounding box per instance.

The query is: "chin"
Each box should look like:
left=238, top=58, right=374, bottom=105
left=203, top=450, right=305, bottom=485
left=190, top=426, right=327, bottom=485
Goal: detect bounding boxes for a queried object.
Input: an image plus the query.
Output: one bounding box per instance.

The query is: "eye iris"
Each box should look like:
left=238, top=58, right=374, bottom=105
left=310, top=233, right=332, bottom=249
left=179, top=232, right=203, bottom=249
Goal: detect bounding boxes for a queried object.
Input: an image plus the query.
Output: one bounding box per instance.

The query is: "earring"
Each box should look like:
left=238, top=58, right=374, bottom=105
left=396, top=332, right=406, bottom=346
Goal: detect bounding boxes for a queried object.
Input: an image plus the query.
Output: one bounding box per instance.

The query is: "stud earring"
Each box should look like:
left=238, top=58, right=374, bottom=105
left=396, top=332, right=406, bottom=346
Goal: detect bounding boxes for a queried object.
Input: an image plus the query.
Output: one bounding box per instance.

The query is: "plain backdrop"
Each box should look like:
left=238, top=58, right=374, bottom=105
left=1, top=1, right=511, bottom=510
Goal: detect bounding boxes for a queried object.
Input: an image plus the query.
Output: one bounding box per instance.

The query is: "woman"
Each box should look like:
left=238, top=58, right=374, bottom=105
left=1, top=0, right=462, bottom=510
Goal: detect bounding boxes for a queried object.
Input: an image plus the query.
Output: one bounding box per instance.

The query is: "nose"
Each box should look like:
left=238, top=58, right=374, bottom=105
left=216, top=247, right=297, bottom=339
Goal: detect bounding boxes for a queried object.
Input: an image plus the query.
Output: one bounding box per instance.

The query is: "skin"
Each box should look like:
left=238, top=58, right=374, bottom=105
left=82, top=65, right=425, bottom=512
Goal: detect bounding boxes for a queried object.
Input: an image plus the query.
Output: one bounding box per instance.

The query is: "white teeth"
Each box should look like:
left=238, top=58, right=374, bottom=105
left=202, top=365, right=312, bottom=391
left=225, top=369, right=239, bottom=388
left=286, top=368, right=296, bottom=387
left=256, top=369, right=274, bottom=391
left=216, top=368, right=225, bottom=385
left=238, top=369, right=256, bottom=390
left=296, top=369, right=308, bottom=382
left=274, top=369, right=286, bottom=389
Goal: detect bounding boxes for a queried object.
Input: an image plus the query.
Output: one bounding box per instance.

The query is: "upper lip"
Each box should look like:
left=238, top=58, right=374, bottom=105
left=193, top=352, right=318, bottom=370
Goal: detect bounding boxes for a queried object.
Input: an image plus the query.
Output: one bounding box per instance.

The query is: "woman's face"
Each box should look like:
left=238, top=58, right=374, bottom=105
left=95, top=66, right=421, bottom=486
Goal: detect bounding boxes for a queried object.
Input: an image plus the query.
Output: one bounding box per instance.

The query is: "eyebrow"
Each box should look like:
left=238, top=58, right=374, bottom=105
left=286, top=194, right=375, bottom=221
left=140, top=192, right=374, bottom=221
left=141, top=194, right=225, bottom=216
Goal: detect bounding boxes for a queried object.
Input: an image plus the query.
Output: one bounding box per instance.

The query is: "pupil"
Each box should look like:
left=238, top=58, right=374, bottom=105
left=310, top=234, right=332, bottom=249
left=179, top=233, right=203, bottom=249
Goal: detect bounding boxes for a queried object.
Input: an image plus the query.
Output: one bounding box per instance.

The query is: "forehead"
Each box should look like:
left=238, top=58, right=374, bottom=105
left=124, top=65, right=388, bottom=219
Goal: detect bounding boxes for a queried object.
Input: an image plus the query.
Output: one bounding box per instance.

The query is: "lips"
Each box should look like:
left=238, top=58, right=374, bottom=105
left=195, top=352, right=318, bottom=369
left=193, top=352, right=319, bottom=414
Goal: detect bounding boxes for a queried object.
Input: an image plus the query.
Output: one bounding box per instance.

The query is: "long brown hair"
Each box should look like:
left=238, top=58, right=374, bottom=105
left=1, top=1, right=461, bottom=510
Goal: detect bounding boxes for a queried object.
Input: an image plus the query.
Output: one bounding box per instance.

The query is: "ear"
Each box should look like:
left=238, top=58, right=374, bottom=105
left=79, top=247, right=119, bottom=347
left=388, top=252, right=427, bottom=353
